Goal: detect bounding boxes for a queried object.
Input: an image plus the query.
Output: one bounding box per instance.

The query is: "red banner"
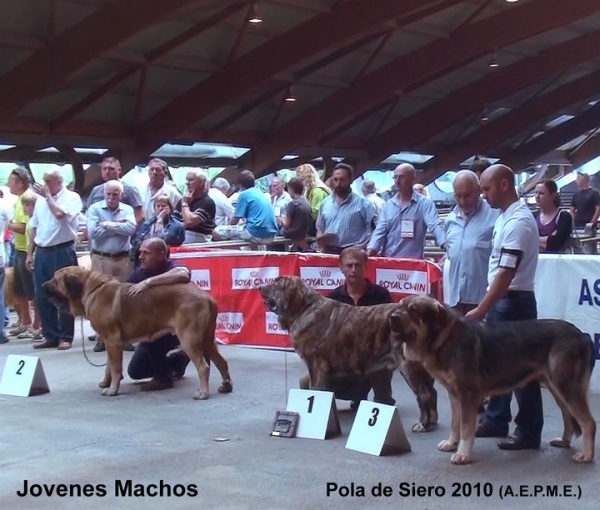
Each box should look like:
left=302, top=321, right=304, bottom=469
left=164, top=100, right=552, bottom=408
left=170, top=249, right=442, bottom=348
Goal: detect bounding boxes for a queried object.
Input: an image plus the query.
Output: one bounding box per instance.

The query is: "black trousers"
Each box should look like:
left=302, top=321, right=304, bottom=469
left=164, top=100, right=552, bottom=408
left=127, top=334, right=189, bottom=383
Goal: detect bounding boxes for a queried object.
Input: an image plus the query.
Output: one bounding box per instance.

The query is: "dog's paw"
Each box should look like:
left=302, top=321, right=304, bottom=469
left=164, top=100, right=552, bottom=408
left=450, top=452, right=472, bottom=465
left=193, top=390, right=209, bottom=400
left=101, top=388, right=119, bottom=397
left=98, top=380, right=110, bottom=388
left=218, top=381, right=233, bottom=394
left=573, top=450, right=594, bottom=463
left=549, top=437, right=571, bottom=449
left=412, top=422, right=435, bottom=433
left=437, top=439, right=458, bottom=452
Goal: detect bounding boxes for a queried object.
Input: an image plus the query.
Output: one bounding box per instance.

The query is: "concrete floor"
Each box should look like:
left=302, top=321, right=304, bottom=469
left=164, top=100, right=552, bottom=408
left=1, top=319, right=600, bottom=510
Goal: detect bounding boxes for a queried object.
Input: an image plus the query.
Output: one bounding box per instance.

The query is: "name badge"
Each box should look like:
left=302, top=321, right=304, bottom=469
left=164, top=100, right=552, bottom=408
left=401, top=220, right=415, bottom=238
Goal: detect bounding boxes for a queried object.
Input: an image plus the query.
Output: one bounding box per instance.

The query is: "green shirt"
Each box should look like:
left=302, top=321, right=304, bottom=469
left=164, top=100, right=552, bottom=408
left=307, top=186, right=330, bottom=220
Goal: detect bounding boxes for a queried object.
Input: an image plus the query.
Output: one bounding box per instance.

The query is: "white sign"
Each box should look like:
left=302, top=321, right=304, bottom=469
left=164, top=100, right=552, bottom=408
left=191, top=269, right=211, bottom=290
left=345, top=401, right=411, bottom=456
left=0, top=355, right=49, bottom=397
left=231, top=267, right=280, bottom=290
left=286, top=389, right=341, bottom=440
left=300, top=266, right=345, bottom=291
left=376, top=268, right=429, bottom=295
left=216, top=312, right=244, bottom=334
left=265, top=312, right=287, bottom=335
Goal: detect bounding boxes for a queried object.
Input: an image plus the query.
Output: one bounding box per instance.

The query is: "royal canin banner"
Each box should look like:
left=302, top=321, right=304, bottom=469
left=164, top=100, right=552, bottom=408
left=170, top=248, right=442, bottom=348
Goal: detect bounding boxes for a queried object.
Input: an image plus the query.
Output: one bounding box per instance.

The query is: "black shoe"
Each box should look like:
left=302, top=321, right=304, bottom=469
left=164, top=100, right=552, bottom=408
left=93, top=341, right=105, bottom=353
left=33, top=339, right=58, bottom=349
left=475, top=421, right=508, bottom=438
left=123, top=343, right=134, bottom=352
left=88, top=335, right=97, bottom=342
left=497, top=435, right=540, bottom=451
left=0, top=337, right=8, bottom=344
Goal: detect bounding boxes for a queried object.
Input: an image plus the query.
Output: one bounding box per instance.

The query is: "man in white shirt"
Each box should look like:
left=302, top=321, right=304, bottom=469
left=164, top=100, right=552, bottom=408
left=361, top=179, right=385, bottom=218
left=27, top=170, right=82, bottom=351
left=142, top=158, right=182, bottom=221
left=466, top=164, right=541, bottom=452
left=270, top=176, right=291, bottom=220
left=209, top=177, right=234, bottom=226
left=0, top=193, right=12, bottom=344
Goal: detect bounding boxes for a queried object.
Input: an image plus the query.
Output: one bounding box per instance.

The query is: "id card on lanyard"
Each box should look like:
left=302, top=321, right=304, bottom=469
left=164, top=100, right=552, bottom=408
left=401, top=219, right=415, bottom=238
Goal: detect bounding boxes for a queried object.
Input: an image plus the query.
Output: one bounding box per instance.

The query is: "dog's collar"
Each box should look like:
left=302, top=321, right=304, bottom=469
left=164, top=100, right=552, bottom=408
left=431, top=320, right=457, bottom=352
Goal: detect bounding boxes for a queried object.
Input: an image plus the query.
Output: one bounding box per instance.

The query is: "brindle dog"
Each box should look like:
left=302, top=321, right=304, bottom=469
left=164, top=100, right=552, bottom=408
left=259, top=275, right=438, bottom=432
left=389, top=294, right=596, bottom=465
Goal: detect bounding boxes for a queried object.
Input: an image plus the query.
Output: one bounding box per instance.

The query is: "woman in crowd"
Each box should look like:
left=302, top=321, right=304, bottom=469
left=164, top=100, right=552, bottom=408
left=533, top=179, right=572, bottom=253
left=131, top=194, right=184, bottom=266
left=295, top=164, right=330, bottom=235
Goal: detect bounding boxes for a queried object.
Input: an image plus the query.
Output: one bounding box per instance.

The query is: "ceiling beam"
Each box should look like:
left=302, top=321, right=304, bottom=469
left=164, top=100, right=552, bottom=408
left=0, top=0, right=208, bottom=122
left=568, top=136, right=600, bottom=169
left=501, top=102, right=600, bottom=170
left=422, top=69, right=600, bottom=179
left=132, top=0, right=465, bottom=153
left=241, top=0, right=600, bottom=176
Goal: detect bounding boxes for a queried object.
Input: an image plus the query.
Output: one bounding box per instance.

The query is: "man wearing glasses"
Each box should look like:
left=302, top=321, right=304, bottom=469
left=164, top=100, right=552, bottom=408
left=367, top=163, right=445, bottom=259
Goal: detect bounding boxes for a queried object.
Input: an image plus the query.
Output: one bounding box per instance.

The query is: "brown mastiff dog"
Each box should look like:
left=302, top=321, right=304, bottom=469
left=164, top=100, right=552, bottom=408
left=259, top=275, right=438, bottom=432
left=43, top=266, right=233, bottom=400
left=389, top=294, right=596, bottom=465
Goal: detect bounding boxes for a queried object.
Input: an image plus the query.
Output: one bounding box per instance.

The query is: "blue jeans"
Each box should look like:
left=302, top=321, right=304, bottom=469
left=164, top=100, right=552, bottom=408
left=33, top=243, right=78, bottom=345
left=483, top=291, right=543, bottom=441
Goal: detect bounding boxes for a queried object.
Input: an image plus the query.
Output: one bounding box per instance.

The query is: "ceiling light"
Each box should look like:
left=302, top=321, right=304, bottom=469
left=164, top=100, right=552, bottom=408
left=248, top=3, right=263, bottom=24
left=506, top=0, right=518, bottom=3
left=481, top=106, right=489, bottom=123
left=489, top=51, right=499, bottom=69
left=284, top=85, right=296, bottom=103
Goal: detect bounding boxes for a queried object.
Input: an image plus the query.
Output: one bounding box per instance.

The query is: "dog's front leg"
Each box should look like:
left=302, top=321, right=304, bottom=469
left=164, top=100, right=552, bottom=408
left=438, top=390, right=459, bottom=453
left=450, top=394, right=479, bottom=465
left=307, top=360, right=328, bottom=391
left=102, top=339, right=123, bottom=397
left=98, top=362, right=111, bottom=389
left=399, top=360, right=438, bottom=432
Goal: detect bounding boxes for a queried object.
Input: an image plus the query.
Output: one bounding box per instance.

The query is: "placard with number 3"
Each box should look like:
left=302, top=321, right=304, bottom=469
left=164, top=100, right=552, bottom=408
left=346, top=401, right=411, bottom=456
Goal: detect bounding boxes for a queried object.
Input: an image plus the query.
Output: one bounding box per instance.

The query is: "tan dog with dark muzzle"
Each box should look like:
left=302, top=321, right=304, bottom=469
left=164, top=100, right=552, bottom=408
left=389, top=294, right=596, bottom=465
left=43, top=266, right=233, bottom=399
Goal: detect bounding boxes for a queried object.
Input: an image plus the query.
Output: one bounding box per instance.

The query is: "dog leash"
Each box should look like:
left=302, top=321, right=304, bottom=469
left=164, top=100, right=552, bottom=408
left=80, top=318, right=106, bottom=368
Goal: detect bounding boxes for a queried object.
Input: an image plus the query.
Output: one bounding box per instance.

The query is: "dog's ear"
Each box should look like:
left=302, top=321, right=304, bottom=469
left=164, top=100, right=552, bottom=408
left=63, top=274, right=84, bottom=301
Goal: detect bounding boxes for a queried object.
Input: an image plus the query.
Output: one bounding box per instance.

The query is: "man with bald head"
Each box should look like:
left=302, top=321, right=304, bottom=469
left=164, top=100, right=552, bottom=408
left=361, top=179, right=384, bottom=218
left=179, top=170, right=216, bottom=244
left=367, top=163, right=445, bottom=258
left=87, top=179, right=137, bottom=351
left=466, top=164, right=541, bottom=452
left=444, top=170, right=498, bottom=314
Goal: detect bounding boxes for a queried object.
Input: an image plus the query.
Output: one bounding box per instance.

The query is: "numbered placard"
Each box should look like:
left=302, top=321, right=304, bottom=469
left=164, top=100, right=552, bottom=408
left=345, top=401, right=411, bottom=456
left=286, top=389, right=341, bottom=440
left=0, top=355, right=50, bottom=397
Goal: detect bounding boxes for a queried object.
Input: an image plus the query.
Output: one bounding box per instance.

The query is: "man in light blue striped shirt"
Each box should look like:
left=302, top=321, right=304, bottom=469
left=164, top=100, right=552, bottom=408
left=367, top=164, right=445, bottom=259
left=316, top=163, right=375, bottom=253
left=444, top=170, right=498, bottom=314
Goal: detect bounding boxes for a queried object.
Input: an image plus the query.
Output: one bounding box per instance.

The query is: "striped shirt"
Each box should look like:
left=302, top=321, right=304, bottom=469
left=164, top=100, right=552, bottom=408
left=316, top=192, right=375, bottom=247
left=367, top=192, right=445, bottom=259
left=444, top=199, right=499, bottom=307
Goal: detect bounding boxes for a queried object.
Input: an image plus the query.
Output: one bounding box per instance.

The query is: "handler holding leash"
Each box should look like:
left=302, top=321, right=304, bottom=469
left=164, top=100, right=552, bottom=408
left=465, top=164, right=541, bottom=451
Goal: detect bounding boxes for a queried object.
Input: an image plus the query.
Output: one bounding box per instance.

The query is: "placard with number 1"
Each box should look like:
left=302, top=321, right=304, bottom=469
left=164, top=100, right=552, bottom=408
left=286, top=389, right=340, bottom=440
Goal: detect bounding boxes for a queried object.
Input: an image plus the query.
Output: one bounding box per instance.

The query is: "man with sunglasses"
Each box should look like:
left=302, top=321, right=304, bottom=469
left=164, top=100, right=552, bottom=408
left=367, top=163, right=445, bottom=259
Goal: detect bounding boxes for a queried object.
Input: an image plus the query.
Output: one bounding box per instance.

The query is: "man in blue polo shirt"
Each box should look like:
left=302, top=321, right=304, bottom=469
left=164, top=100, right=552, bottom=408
left=212, top=170, right=278, bottom=243
left=125, top=238, right=192, bottom=391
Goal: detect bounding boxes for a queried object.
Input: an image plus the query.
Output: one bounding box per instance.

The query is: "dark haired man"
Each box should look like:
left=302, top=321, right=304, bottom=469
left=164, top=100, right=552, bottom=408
left=212, top=170, right=278, bottom=244
left=315, top=163, right=375, bottom=254
left=278, top=177, right=312, bottom=251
